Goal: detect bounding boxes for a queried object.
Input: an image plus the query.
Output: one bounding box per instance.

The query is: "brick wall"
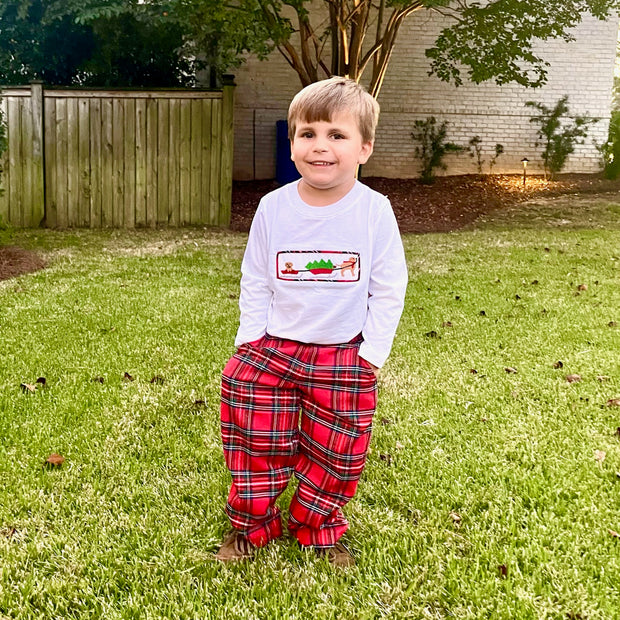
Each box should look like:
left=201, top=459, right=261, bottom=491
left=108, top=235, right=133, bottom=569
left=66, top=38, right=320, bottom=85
left=232, top=11, right=618, bottom=180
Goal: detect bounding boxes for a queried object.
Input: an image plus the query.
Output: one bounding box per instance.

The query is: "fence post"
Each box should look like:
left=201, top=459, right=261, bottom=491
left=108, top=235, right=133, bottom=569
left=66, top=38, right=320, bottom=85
left=30, top=81, right=45, bottom=226
left=219, top=75, right=236, bottom=227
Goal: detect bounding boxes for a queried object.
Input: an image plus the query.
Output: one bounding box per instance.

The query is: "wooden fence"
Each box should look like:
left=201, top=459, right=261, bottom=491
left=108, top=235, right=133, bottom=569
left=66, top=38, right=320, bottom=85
left=0, top=81, right=234, bottom=228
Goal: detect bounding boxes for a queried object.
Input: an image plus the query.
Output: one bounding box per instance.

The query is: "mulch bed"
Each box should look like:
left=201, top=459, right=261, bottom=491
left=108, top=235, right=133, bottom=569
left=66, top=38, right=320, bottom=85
left=0, top=246, right=46, bottom=282
left=230, top=173, right=620, bottom=233
left=2, top=173, right=620, bottom=282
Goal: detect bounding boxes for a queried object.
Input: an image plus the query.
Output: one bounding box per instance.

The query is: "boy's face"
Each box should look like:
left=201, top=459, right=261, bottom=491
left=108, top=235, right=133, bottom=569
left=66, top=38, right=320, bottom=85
left=290, top=111, right=373, bottom=204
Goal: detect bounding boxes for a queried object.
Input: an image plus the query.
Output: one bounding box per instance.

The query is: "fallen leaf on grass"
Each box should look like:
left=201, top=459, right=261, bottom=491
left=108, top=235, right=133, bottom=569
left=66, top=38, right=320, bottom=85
left=449, top=511, right=462, bottom=526
left=566, top=374, right=582, bottom=383
left=380, top=417, right=393, bottom=426
left=553, top=361, right=564, bottom=369
left=479, top=310, right=487, bottom=316
left=194, top=399, right=206, bottom=407
left=608, top=529, right=620, bottom=539
left=36, top=377, right=46, bottom=386
left=597, top=376, right=610, bottom=382
left=469, top=369, right=478, bottom=374
left=606, top=398, right=620, bottom=407
left=577, top=284, right=588, bottom=291
left=379, top=453, right=392, bottom=466
left=123, top=372, right=134, bottom=382
left=498, top=564, right=508, bottom=578
left=442, top=321, right=453, bottom=328
left=150, top=376, right=165, bottom=385
left=1, top=527, right=17, bottom=539
left=425, top=330, right=439, bottom=338
left=609, top=321, right=617, bottom=328
left=44, top=453, right=65, bottom=468
left=20, top=383, right=36, bottom=393
left=504, top=367, right=518, bottom=374
left=92, top=376, right=105, bottom=384
left=594, top=450, right=606, bottom=463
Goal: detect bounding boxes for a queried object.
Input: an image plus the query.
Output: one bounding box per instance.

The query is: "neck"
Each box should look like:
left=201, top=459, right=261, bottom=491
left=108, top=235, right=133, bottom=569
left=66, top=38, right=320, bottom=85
left=297, top=178, right=356, bottom=206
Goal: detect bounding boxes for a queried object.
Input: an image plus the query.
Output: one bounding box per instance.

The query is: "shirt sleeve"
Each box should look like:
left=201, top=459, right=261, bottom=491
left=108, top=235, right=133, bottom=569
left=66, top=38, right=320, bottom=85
left=234, top=203, right=273, bottom=346
left=359, top=200, right=408, bottom=367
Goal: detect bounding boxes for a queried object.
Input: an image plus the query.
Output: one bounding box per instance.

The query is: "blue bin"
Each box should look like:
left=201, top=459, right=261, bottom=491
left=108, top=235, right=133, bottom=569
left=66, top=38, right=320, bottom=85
left=275, top=120, right=301, bottom=185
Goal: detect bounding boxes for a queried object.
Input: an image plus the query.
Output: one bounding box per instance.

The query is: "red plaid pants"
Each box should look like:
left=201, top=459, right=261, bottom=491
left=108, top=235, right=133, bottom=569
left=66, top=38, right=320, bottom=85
left=220, top=334, right=377, bottom=548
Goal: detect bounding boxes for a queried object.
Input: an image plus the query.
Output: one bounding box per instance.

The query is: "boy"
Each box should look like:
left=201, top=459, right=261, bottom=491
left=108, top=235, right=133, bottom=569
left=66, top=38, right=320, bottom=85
left=216, top=77, right=408, bottom=567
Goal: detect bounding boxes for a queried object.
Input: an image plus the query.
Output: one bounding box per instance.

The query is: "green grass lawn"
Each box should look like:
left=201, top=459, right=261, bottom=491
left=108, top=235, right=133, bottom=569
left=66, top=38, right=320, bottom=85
left=0, top=197, right=619, bottom=619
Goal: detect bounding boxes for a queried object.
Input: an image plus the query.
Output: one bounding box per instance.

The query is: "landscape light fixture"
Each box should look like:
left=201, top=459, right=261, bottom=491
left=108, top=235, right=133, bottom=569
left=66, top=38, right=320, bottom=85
left=521, top=157, right=529, bottom=186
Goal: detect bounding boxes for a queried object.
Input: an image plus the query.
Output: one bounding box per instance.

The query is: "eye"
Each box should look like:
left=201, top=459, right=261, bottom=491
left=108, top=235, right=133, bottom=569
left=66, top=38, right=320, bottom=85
left=330, top=132, right=346, bottom=140
left=299, top=131, right=314, bottom=139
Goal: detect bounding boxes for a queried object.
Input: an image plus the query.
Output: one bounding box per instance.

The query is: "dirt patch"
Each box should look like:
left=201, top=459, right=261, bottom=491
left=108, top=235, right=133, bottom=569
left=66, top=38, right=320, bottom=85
left=0, top=246, right=46, bottom=282
left=231, top=173, right=620, bottom=234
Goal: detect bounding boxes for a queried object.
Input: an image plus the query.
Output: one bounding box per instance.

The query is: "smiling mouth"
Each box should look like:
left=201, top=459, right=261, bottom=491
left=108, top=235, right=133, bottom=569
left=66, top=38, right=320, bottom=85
left=308, top=161, right=334, bottom=166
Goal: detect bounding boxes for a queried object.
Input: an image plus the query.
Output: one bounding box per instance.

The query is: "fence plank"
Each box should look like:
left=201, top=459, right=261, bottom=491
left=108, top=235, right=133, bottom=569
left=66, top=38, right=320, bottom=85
left=135, top=99, right=147, bottom=227
left=89, top=98, right=102, bottom=228
left=55, top=98, right=69, bottom=227
left=209, top=99, right=222, bottom=226
left=179, top=100, right=191, bottom=225
left=67, top=97, right=80, bottom=226
left=7, top=97, right=23, bottom=226
left=78, top=98, right=91, bottom=227
left=112, top=98, right=125, bottom=227
left=123, top=98, right=136, bottom=228
left=101, top=98, right=114, bottom=227
left=145, top=98, right=158, bottom=228
left=157, top=99, right=169, bottom=225
left=201, top=99, right=212, bottom=225
left=20, top=96, right=34, bottom=227
left=219, top=82, right=234, bottom=227
left=190, top=99, right=202, bottom=224
left=30, top=82, right=45, bottom=226
left=44, top=98, right=57, bottom=227
left=168, top=99, right=180, bottom=226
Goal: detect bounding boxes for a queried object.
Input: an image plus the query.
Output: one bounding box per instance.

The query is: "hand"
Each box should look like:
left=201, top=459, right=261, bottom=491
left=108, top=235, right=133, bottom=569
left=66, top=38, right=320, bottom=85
left=368, top=362, right=380, bottom=377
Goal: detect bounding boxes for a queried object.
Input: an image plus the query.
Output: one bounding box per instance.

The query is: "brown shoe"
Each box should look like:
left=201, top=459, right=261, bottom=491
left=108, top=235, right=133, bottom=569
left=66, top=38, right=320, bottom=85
left=215, top=531, right=255, bottom=563
left=314, top=542, right=355, bottom=568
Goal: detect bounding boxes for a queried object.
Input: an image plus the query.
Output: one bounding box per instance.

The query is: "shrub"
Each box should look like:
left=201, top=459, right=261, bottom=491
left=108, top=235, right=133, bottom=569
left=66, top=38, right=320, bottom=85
left=468, top=136, right=484, bottom=174
left=526, top=96, right=597, bottom=179
left=489, top=143, right=504, bottom=173
left=602, top=110, right=620, bottom=179
left=468, top=136, right=504, bottom=174
left=411, top=117, right=463, bottom=184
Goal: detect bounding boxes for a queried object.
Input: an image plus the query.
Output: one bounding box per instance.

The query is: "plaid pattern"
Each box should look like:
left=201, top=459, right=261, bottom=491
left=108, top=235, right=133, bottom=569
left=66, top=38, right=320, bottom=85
left=220, top=334, right=377, bottom=548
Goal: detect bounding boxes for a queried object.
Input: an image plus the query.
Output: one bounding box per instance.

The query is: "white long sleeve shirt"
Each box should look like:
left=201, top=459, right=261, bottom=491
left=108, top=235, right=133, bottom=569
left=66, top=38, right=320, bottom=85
left=235, top=180, right=408, bottom=368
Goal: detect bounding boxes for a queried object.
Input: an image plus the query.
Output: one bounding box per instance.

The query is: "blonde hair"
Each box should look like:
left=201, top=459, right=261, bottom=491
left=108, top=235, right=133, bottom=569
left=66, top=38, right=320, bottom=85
left=287, top=77, right=380, bottom=143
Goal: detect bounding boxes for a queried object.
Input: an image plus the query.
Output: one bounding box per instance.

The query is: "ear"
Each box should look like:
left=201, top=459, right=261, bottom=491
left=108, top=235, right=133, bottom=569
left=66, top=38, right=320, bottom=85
left=290, top=139, right=295, bottom=161
left=358, top=141, right=374, bottom=165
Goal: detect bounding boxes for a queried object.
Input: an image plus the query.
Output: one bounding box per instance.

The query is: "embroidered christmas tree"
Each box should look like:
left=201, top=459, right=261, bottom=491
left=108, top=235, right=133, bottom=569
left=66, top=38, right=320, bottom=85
left=305, top=258, right=334, bottom=274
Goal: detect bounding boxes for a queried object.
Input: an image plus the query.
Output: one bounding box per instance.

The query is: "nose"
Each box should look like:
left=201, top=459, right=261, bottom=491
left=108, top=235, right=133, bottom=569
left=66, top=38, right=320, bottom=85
left=313, top=136, right=328, bottom=152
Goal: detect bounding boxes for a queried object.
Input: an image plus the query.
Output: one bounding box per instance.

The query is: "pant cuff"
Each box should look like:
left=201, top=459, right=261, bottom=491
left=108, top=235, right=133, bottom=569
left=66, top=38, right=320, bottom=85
left=245, top=511, right=284, bottom=548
